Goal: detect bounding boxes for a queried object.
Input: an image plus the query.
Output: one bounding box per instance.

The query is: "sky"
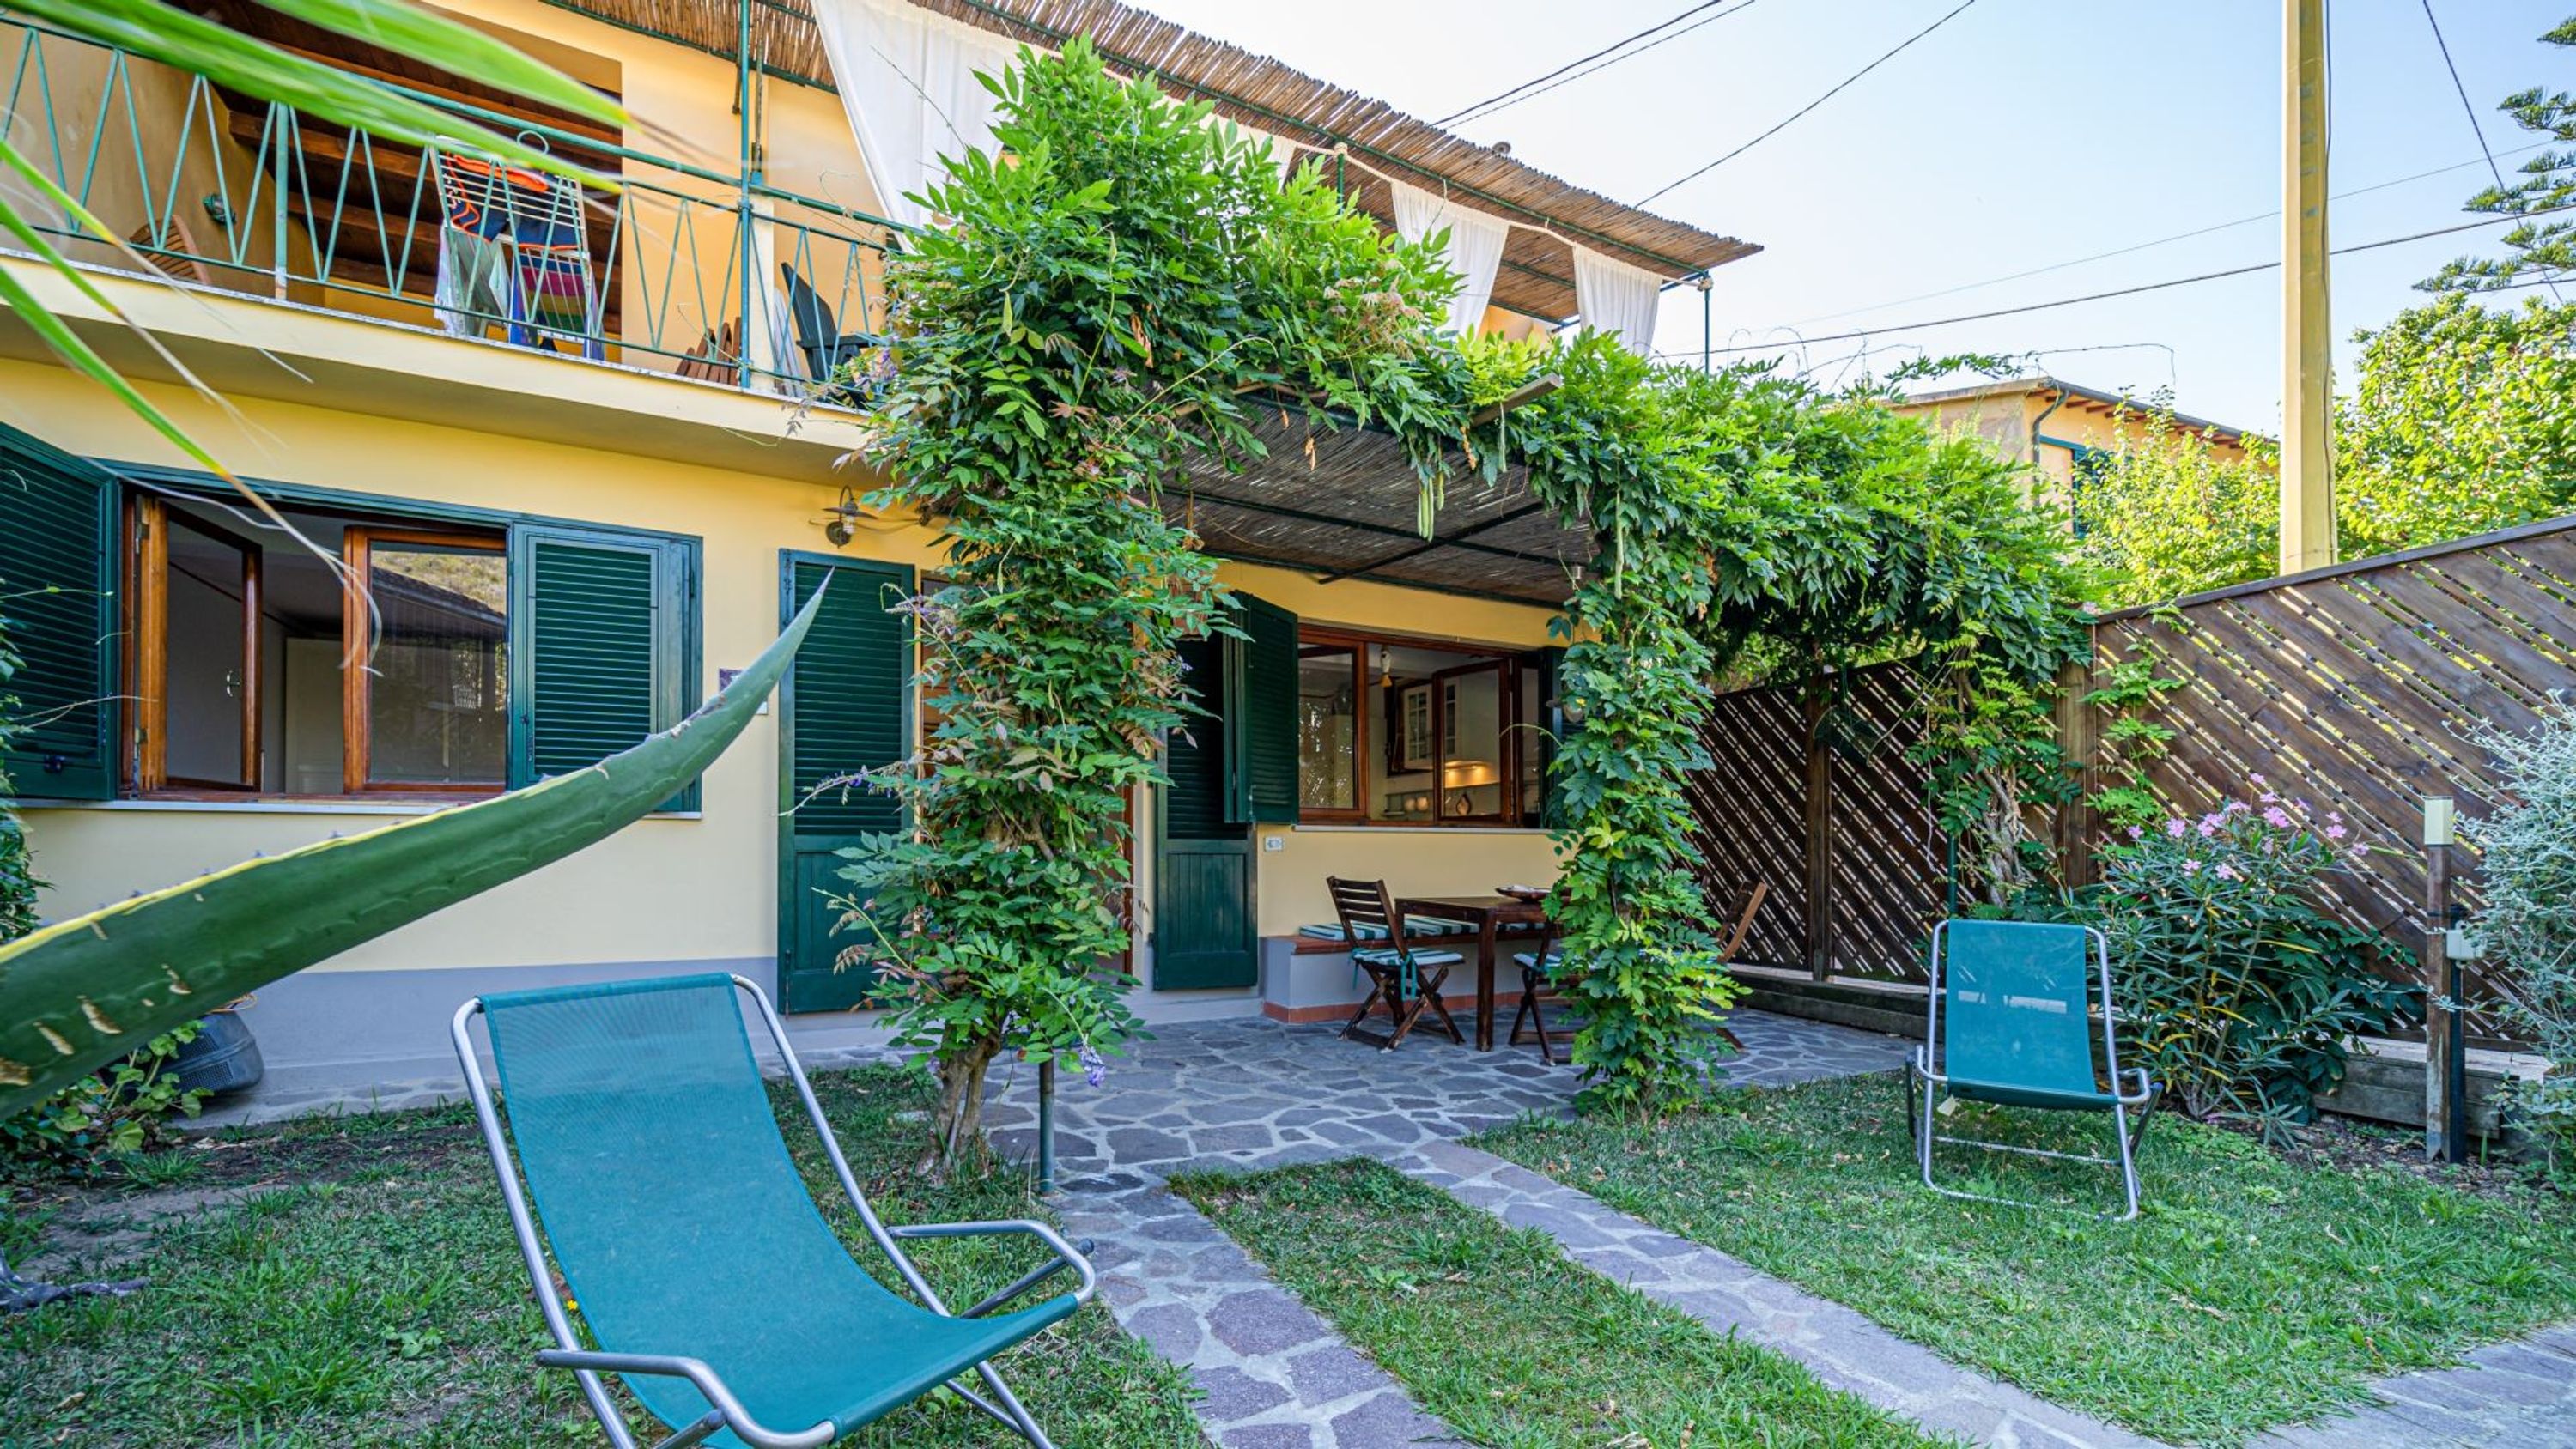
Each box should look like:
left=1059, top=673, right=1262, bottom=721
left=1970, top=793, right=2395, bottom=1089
left=1136, top=0, right=2573, bottom=433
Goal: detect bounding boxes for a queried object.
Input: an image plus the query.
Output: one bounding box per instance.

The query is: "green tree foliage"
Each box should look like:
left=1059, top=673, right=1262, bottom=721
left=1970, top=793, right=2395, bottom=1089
left=2071, top=403, right=2279, bottom=607
left=2427, top=15, right=2576, bottom=294
left=2336, top=293, right=2576, bottom=557
left=2078, top=292, right=2575, bottom=608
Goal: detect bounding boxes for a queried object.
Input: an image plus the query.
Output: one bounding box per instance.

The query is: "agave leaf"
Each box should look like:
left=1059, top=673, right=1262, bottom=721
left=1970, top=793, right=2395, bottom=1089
left=0, top=587, right=828, bottom=1119
left=8, top=0, right=607, bottom=187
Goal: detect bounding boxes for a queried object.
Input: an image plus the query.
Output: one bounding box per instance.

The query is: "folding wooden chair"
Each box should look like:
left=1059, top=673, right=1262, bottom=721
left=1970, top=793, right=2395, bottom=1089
left=1327, top=876, right=1465, bottom=1052
left=1506, top=914, right=1576, bottom=1064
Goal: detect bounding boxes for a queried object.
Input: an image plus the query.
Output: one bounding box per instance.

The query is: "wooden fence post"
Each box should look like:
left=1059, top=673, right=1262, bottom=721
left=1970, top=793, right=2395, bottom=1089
left=2053, top=653, right=2099, bottom=887
left=1803, top=690, right=1832, bottom=982
left=2422, top=795, right=2466, bottom=1162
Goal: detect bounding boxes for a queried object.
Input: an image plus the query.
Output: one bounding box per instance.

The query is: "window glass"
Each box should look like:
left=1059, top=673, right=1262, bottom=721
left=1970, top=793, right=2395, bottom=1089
left=1440, top=665, right=1506, bottom=819
left=364, top=538, right=508, bottom=785
left=160, top=516, right=253, bottom=788
left=1297, top=646, right=1357, bottom=812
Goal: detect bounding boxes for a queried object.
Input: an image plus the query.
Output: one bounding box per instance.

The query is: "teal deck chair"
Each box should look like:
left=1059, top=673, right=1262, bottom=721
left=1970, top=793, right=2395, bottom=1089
left=452, top=973, right=1094, bottom=1449
left=1908, top=919, right=2160, bottom=1220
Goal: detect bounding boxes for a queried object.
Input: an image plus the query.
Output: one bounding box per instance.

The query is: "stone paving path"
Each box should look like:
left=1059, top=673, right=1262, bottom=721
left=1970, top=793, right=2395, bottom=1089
left=2251, top=1327, right=2576, bottom=1448
left=1390, top=1137, right=2166, bottom=1449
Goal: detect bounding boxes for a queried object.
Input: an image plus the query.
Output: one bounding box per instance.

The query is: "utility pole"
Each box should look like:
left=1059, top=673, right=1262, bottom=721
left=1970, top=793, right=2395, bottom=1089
left=2280, top=0, right=2336, bottom=574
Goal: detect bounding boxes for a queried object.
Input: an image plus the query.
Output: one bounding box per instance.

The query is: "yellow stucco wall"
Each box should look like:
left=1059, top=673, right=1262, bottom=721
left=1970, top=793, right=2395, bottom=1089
left=4, top=351, right=1562, bottom=984
left=1895, top=385, right=2254, bottom=505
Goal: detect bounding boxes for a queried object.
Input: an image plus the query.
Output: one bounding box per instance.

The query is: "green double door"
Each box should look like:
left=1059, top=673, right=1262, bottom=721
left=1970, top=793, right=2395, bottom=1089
left=1153, top=597, right=1297, bottom=991
left=777, top=553, right=914, bottom=1013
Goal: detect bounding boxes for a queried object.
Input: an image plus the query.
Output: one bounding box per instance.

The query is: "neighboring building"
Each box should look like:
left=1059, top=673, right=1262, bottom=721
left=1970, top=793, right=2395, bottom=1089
left=0, top=0, right=1755, bottom=1097
left=1893, top=375, right=2258, bottom=508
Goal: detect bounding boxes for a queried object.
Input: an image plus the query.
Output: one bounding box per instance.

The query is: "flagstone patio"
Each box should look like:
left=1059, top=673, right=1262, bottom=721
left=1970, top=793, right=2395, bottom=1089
left=979, top=1008, right=1916, bottom=1185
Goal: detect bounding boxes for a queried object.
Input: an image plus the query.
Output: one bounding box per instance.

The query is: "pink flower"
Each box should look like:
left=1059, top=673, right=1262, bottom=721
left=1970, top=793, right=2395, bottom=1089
left=2259, top=791, right=2280, bottom=804
left=2249, top=772, right=2269, bottom=788
left=2215, top=863, right=2239, bottom=880
left=2164, top=818, right=2189, bottom=838
left=2224, top=800, right=2250, bottom=814
left=2262, top=805, right=2293, bottom=829
left=2182, top=858, right=2204, bottom=875
left=2325, top=823, right=2348, bottom=840
left=2197, top=814, right=2221, bottom=837
left=2126, top=824, right=2146, bottom=840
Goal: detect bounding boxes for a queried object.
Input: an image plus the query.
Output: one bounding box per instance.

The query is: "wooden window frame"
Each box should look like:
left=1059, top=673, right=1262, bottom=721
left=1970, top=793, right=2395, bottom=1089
left=1292, top=640, right=1368, bottom=823
left=1292, top=625, right=1536, bottom=829
left=127, top=496, right=263, bottom=794
left=343, top=525, right=508, bottom=795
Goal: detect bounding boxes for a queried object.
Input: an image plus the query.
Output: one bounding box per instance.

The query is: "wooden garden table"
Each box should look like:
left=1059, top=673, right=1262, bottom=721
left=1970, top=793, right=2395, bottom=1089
left=1391, top=894, right=1546, bottom=1051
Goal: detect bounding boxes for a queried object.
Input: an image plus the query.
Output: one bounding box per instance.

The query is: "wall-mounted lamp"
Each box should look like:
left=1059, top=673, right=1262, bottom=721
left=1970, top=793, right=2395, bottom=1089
left=821, top=483, right=871, bottom=548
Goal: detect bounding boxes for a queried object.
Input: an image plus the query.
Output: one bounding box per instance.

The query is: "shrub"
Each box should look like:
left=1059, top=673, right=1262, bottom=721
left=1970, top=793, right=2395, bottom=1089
left=0, top=1021, right=205, bottom=1173
left=2471, top=698, right=2576, bottom=1163
left=2079, top=783, right=2413, bottom=1128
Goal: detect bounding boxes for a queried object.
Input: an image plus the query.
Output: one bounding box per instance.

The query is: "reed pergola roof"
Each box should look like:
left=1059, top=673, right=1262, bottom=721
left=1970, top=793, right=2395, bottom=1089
left=549, top=0, right=1759, bottom=321
left=1172, top=393, right=1587, bottom=608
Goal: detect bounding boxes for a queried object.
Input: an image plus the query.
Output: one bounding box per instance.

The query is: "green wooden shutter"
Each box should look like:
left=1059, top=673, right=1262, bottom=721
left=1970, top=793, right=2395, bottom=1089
left=1236, top=593, right=1298, bottom=824
left=781, top=555, right=911, bottom=838
left=509, top=527, right=699, bottom=808
left=777, top=554, right=913, bottom=1011
left=0, top=427, right=118, bottom=801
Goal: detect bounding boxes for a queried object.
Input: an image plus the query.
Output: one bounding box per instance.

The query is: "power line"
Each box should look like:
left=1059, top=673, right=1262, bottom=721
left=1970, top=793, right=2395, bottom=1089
left=1435, top=0, right=1767, bottom=130
left=1790, top=142, right=2555, bottom=326
left=1688, top=204, right=2576, bottom=355
left=2421, top=0, right=2561, bottom=301
left=1636, top=0, right=1984, bottom=208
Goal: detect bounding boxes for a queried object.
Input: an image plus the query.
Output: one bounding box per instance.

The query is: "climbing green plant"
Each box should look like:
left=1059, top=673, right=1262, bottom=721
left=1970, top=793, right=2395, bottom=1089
left=839, top=40, right=1469, bottom=1166
left=841, top=45, right=2099, bottom=1142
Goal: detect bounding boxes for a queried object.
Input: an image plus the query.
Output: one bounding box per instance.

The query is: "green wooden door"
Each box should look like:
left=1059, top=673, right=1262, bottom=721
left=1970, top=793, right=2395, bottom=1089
left=777, top=553, right=913, bottom=1013
left=1155, top=633, right=1257, bottom=990
left=0, top=423, right=118, bottom=801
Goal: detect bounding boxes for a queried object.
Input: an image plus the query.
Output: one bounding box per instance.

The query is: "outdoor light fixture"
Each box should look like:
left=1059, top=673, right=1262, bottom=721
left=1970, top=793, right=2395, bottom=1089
left=820, top=483, right=870, bottom=547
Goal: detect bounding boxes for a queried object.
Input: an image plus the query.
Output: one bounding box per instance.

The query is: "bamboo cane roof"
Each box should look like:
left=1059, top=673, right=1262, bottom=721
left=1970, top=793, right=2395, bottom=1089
left=1171, top=395, right=1588, bottom=608
left=550, top=0, right=1759, bottom=321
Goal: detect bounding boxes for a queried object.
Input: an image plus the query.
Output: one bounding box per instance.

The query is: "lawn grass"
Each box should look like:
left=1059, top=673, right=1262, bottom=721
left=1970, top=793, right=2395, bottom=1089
left=0, top=1064, right=1203, bottom=1448
left=1475, top=1071, right=2576, bottom=1446
left=1173, top=1157, right=1948, bottom=1449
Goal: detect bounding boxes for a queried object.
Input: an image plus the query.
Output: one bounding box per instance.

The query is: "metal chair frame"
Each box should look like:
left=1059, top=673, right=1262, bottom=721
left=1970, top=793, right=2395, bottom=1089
left=1908, top=920, right=2160, bottom=1222
left=452, top=974, right=1095, bottom=1449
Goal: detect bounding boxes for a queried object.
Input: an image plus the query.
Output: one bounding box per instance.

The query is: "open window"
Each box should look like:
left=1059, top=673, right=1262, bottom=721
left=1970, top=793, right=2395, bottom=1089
left=1293, top=627, right=1549, bottom=828
left=129, top=498, right=507, bottom=797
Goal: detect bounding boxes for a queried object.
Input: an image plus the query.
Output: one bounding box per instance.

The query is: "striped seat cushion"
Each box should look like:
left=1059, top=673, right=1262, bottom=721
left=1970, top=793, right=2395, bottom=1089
left=1511, top=951, right=1564, bottom=972
left=1298, top=917, right=1476, bottom=943
left=1352, top=945, right=1464, bottom=968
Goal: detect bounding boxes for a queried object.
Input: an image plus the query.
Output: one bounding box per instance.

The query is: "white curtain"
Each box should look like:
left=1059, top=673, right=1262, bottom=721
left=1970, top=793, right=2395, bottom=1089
left=808, top=0, right=1021, bottom=228
left=1389, top=181, right=1510, bottom=336
left=1572, top=246, right=1664, bottom=355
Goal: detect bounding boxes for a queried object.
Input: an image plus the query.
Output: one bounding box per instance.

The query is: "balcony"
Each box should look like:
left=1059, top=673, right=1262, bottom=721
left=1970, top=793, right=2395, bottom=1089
left=0, top=9, right=897, bottom=404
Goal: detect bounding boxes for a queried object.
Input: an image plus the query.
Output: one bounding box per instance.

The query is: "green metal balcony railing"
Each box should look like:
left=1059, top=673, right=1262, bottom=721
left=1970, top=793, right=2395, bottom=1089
left=1, top=19, right=903, bottom=401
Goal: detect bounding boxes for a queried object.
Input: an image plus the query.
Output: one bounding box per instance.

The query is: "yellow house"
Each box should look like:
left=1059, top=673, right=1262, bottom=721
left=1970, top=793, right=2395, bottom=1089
left=0, top=0, right=1755, bottom=1099
left=1892, top=375, right=2257, bottom=507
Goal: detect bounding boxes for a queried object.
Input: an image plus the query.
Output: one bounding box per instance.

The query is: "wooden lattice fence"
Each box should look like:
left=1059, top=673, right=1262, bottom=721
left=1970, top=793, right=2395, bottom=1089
left=1683, top=515, right=2576, bottom=1044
